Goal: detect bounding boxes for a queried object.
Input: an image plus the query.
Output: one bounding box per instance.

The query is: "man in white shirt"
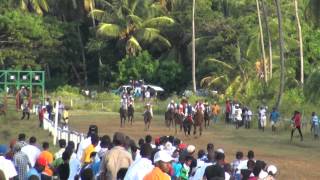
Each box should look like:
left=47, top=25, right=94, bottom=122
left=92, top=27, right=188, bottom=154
left=21, top=136, right=41, bottom=167
left=76, top=125, right=100, bottom=160
left=0, top=144, right=18, bottom=180
left=124, top=144, right=154, bottom=180
left=190, top=153, right=214, bottom=180
left=55, top=139, right=66, bottom=159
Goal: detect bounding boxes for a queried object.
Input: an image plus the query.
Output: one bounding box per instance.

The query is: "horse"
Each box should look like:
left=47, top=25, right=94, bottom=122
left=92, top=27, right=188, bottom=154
left=165, top=108, right=175, bottom=129
left=183, top=115, right=193, bottom=136
left=127, top=104, right=134, bottom=125
left=193, top=109, right=204, bottom=136
left=119, top=107, right=127, bottom=127
left=144, top=110, right=152, bottom=131
left=204, top=105, right=211, bottom=128
left=174, top=112, right=184, bottom=134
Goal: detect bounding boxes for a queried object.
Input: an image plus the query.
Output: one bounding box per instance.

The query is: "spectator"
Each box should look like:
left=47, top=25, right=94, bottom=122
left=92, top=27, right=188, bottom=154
left=145, top=135, right=156, bottom=149
left=98, top=135, right=111, bottom=160
left=58, top=151, right=71, bottom=180
left=211, top=101, right=221, bottom=124
left=38, top=106, right=46, bottom=128
left=21, top=136, right=41, bottom=167
left=0, top=144, right=18, bottom=180
left=311, top=112, right=319, bottom=139
left=180, top=155, right=193, bottom=180
left=124, top=143, right=154, bottom=180
left=224, top=163, right=232, bottom=180
left=143, top=150, right=173, bottom=180
left=13, top=143, right=30, bottom=180
left=5, top=139, right=17, bottom=160
left=76, top=125, right=99, bottom=160
left=203, top=152, right=225, bottom=180
left=65, top=142, right=81, bottom=180
left=82, top=134, right=99, bottom=165
left=192, top=152, right=215, bottom=180
left=266, top=165, right=277, bottom=180
left=80, top=168, right=94, bottom=180
left=21, top=100, right=30, bottom=120
left=55, top=139, right=66, bottom=159
left=270, top=108, right=280, bottom=132
left=17, top=133, right=28, bottom=148
left=241, top=160, right=255, bottom=180
left=38, top=142, right=53, bottom=178
left=290, top=111, right=303, bottom=142
left=26, top=156, right=47, bottom=179
left=100, top=132, right=133, bottom=180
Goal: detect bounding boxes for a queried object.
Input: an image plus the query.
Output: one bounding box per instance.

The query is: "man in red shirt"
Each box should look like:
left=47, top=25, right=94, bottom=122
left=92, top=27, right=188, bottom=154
left=290, top=111, right=303, bottom=142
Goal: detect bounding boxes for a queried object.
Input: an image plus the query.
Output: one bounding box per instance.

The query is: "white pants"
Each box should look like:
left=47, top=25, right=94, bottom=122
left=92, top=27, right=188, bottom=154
left=260, top=116, right=267, bottom=127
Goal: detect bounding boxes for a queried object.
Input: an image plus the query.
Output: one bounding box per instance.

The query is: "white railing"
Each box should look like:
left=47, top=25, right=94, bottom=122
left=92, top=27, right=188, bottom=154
left=42, top=103, right=85, bottom=146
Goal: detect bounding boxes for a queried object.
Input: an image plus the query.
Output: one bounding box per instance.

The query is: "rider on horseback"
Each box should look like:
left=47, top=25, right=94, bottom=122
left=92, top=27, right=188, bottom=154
left=167, top=100, right=176, bottom=111
left=194, top=100, right=205, bottom=114
left=120, top=93, right=128, bottom=110
left=144, top=102, right=153, bottom=117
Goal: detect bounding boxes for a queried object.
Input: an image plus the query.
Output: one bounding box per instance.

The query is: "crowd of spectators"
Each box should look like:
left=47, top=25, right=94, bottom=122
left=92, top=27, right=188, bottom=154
left=0, top=126, right=278, bottom=180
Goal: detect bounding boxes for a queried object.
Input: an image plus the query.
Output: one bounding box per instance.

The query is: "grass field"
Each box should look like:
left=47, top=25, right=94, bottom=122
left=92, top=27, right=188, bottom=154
left=1, top=110, right=320, bottom=179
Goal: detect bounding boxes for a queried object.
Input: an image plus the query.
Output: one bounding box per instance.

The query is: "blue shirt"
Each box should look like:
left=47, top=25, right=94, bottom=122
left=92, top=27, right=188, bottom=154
left=26, top=168, right=41, bottom=180
left=270, top=111, right=280, bottom=122
left=172, top=162, right=182, bottom=178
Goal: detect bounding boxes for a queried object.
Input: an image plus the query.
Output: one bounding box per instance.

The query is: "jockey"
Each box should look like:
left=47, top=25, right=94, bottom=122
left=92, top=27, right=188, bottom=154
left=120, top=94, right=128, bottom=110
left=177, top=102, right=185, bottom=116
left=195, top=101, right=205, bottom=113
left=167, top=100, right=176, bottom=111
left=128, top=95, right=134, bottom=107
left=144, top=102, right=153, bottom=117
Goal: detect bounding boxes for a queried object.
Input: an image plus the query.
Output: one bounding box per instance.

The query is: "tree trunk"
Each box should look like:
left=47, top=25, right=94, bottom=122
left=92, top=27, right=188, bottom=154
left=76, top=24, right=88, bottom=88
left=294, top=0, right=304, bottom=85
left=192, top=0, right=196, bottom=92
left=256, top=0, right=267, bottom=83
left=70, top=62, right=81, bottom=85
left=261, top=0, right=273, bottom=79
left=275, top=0, right=285, bottom=109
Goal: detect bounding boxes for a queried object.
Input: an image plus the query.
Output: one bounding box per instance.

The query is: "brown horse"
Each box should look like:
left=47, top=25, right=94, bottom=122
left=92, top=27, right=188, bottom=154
left=119, top=107, right=127, bottom=127
left=144, top=110, right=152, bottom=131
left=128, top=104, right=134, bottom=125
left=165, top=108, right=175, bottom=129
left=193, top=109, right=204, bottom=136
left=174, top=112, right=184, bottom=134
left=204, top=105, right=211, bottom=128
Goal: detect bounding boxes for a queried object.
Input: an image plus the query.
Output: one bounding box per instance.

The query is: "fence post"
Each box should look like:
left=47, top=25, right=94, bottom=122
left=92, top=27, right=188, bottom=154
left=53, top=101, right=59, bottom=146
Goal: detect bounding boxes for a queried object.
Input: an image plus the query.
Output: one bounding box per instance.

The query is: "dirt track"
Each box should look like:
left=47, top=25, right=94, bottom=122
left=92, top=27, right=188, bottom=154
left=69, top=112, right=320, bottom=180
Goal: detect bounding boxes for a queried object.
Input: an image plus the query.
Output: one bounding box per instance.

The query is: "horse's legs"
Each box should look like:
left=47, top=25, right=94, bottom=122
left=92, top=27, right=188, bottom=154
left=193, top=124, right=196, bottom=135
left=200, top=124, right=203, bottom=136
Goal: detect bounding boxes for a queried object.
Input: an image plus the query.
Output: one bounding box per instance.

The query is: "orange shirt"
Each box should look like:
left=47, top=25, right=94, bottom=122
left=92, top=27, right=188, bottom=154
left=39, top=150, right=53, bottom=176
left=211, top=104, right=220, bottom=115
left=143, top=167, right=171, bottom=180
left=82, top=144, right=95, bottom=164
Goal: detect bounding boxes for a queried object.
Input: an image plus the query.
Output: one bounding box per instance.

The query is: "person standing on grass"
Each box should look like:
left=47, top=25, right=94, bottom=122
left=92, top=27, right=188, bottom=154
left=270, top=108, right=280, bottom=132
left=225, top=99, right=231, bottom=124
left=311, top=112, right=319, bottom=139
left=21, top=100, right=30, bottom=120
left=259, top=106, right=267, bottom=132
left=290, top=111, right=303, bottom=142
left=235, top=105, right=242, bottom=129
left=211, top=101, right=220, bottom=124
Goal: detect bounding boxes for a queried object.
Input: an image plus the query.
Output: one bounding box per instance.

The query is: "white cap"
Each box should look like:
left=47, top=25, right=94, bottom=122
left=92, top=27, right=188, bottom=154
left=267, top=165, right=277, bottom=175
left=154, top=150, right=173, bottom=163
left=216, top=148, right=224, bottom=154
left=165, top=142, right=172, bottom=150
left=259, top=170, right=268, bottom=179
left=187, top=145, right=196, bottom=153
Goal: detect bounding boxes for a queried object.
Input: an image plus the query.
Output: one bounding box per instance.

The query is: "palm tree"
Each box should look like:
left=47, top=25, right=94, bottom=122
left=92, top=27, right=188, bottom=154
left=261, top=0, right=273, bottom=79
left=192, top=0, right=196, bottom=92
left=294, top=0, right=303, bottom=85
left=256, top=0, right=267, bottom=83
left=19, top=0, right=48, bottom=15
left=93, top=0, right=174, bottom=56
left=274, top=0, right=285, bottom=109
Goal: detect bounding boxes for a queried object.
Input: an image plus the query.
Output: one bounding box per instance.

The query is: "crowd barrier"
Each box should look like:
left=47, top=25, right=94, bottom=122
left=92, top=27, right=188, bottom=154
left=42, top=110, right=85, bottom=146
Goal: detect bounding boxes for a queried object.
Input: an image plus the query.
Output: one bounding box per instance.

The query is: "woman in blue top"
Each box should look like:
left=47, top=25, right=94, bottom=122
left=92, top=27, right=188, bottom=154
left=311, top=112, right=319, bottom=139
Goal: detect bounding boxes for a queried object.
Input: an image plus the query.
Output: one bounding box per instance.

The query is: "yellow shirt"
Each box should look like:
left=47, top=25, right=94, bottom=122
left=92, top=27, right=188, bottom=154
left=211, top=104, right=221, bottom=115
left=82, top=144, right=95, bottom=164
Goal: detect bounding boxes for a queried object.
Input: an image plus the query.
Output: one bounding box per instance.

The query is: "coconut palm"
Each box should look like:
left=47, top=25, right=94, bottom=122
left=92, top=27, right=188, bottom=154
left=92, top=0, right=174, bottom=56
left=19, top=0, right=48, bottom=15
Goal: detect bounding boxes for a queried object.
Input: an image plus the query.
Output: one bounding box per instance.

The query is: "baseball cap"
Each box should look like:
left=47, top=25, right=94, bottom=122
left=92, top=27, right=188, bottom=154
left=216, top=148, right=225, bottom=154
left=36, top=156, right=48, bottom=166
left=154, top=150, right=173, bottom=163
left=0, top=144, right=8, bottom=155
left=267, top=165, right=277, bottom=175
left=187, top=145, right=196, bottom=153
left=178, top=143, right=187, bottom=150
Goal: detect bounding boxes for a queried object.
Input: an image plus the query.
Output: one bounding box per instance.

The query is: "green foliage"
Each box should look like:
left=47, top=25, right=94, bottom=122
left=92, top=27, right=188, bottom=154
left=117, top=51, right=159, bottom=83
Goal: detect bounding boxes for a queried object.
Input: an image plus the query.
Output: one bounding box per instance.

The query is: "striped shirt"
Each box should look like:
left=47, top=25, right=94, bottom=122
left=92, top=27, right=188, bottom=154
left=13, top=151, right=30, bottom=180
